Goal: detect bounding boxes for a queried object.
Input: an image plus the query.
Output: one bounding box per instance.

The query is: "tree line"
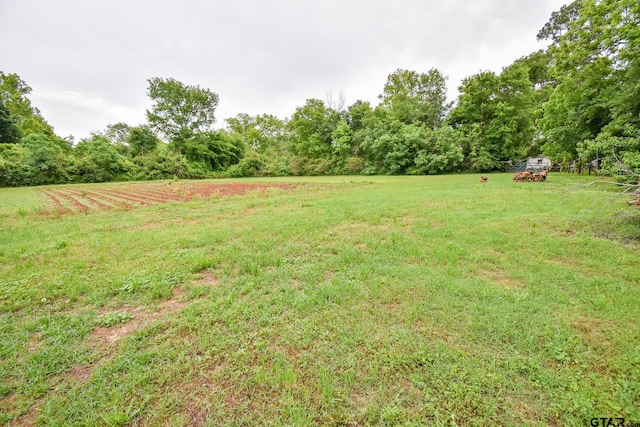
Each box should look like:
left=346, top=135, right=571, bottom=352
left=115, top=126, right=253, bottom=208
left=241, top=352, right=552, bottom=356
left=1, top=0, right=638, bottom=186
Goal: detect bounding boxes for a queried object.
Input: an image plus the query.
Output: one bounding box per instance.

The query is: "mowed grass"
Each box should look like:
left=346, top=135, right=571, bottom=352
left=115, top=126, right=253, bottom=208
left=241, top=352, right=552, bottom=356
left=0, top=173, right=638, bottom=426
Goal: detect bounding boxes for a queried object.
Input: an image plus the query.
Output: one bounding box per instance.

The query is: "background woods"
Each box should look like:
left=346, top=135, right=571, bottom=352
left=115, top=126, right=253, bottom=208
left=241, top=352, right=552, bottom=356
left=1, top=0, right=639, bottom=186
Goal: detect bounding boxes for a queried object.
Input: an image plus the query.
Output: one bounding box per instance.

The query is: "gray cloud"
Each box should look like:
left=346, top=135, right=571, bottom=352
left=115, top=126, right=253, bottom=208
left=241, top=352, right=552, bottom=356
left=0, top=0, right=567, bottom=139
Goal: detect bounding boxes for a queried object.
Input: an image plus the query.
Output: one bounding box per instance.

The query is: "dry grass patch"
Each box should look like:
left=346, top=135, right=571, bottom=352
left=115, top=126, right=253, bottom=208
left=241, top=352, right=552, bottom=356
left=477, top=268, right=528, bottom=290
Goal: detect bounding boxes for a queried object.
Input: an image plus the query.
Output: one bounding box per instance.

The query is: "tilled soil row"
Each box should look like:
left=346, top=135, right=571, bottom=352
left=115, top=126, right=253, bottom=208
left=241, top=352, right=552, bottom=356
left=39, top=182, right=294, bottom=214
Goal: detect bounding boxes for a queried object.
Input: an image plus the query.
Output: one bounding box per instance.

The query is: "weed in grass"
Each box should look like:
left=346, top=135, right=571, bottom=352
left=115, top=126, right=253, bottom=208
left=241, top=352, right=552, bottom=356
left=96, top=311, right=134, bottom=327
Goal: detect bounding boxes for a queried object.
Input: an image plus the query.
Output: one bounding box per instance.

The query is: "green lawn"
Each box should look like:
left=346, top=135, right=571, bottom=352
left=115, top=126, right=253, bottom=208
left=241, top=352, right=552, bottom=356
left=1, top=173, right=638, bottom=426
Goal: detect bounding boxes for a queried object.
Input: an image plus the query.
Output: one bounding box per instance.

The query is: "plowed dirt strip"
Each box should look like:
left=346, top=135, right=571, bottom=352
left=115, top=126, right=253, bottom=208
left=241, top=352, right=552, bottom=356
left=36, top=182, right=295, bottom=215
left=50, top=191, right=92, bottom=213
left=90, top=189, right=152, bottom=206
left=80, top=190, right=133, bottom=209
left=135, top=189, right=183, bottom=200
left=64, top=190, right=116, bottom=210
left=134, top=188, right=196, bottom=202
left=99, top=189, right=178, bottom=204
left=39, top=190, right=73, bottom=214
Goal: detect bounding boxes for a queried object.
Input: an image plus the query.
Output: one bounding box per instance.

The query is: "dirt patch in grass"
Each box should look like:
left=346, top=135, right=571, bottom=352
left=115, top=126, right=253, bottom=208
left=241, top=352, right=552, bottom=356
left=130, top=221, right=164, bottom=230
left=571, top=315, right=616, bottom=349
left=91, top=287, right=190, bottom=347
left=38, top=182, right=295, bottom=215
left=27, top=332, right=41, bottom=353
left=10, top=405, right=39, bottom=427
left=54, top=273, right=219, bottom=392
left=89, top=270, right=220, bottom=349
left=477, top=269, right=527, bottom=290
left=196, top=271, right=219, bottom=286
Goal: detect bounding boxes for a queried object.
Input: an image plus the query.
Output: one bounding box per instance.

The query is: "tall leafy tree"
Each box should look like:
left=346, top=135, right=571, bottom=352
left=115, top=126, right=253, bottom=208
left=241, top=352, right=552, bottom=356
left=539, top=0, right=640, bottom=176
left=0, top=102, right=21, bottom=144
left=146, top=77, right=219, bottom=145
left=287, top=99, right=340, bottom=159
left=510, top=50, right=556, bottom=156
left=127, top=125, right=159, bottom=157
left=226, top=113, right=287, bottom=153
left=89, top=122, right=132, bottom=156
left=181, top=130, right=244, bottom=172
left=0, top=143, right=30, bottom=186
left=536, top=0, right=583, bottom=44
left=18, top=133, right=71, bottom=185
left=0, top=72, right=54, bottom=137
left=145, top=77, right=243, bottom=173
left=449, top=64, right=536, bottom=171
left=379, top=68, right=449, bottom=128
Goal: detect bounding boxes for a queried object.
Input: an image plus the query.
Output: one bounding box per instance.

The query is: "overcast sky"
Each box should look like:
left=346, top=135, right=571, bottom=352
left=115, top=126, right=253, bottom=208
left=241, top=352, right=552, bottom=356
left=1, top=0, right=567, bottom=140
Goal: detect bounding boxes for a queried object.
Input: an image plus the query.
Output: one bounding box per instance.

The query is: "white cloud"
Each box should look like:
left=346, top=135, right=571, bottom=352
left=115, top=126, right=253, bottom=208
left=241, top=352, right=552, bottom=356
left=30, top=89, right=148, bottom=140
left=0, top=0, right=567, bottom=138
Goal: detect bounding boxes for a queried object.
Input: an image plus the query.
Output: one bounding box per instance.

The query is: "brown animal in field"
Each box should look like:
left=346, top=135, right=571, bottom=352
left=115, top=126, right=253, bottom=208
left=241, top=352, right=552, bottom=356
left=480, top=176, right=488, bottom=183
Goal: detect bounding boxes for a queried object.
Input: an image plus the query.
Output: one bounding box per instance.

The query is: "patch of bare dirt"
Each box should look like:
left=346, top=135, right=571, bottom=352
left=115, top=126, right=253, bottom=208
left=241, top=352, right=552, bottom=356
left=90, top=290, right=190, bottom=347
left=39, top=182, right=296, bottom=215
left=27, top=332, right=40, bottom=353
left=196, top=271, right=219, bottom=286
left=571, top=315, right=616, bottom=349
left=477, top=269, right=527, bottom=290
left=130, top=221, right=164, bottom=231
left=10, top=272, right=223, bottom=425
left=90, top=271, right=219, bottom=348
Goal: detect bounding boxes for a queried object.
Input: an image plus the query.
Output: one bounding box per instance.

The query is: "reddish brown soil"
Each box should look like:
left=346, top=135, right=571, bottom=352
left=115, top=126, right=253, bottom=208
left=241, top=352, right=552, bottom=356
left=81, top=190, right=133, bottom=209
left=39, top=190, right=73, bottom=214
left=50, top=190, right=91, bottom=212
left=65, top=190, right=117, bottom=210
left=39, top=182, right=294, bottom=215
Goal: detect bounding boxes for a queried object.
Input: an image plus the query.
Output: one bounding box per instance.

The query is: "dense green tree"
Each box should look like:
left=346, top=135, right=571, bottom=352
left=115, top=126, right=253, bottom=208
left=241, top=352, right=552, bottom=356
left=287, top=99, right=340, bottom=160
left=346, top=100, right=373, bottom=133
left=146, top=77, right=219, bottom=144
left=538, top=58, right=613, bottom=161
left=18, top=133, right=71, bottom=185
left=72, top=135, right=131, bottom=182
left=510, top=50, right=556, bottom=156
left=0, top=102, right=21, bottom=144
left=343, top=100, right=374, bottom=162
left=359, top=111, right=419, bottom=174
left=536, top=0, right=583, bottom=44
left=413, top=126, right=464, bottom=175
left=539, top=0, right=640, bottom=177
left=88, top=122, right=133, bottom=156
left=449, top=64, right=536, bottom=171
left=145, top=77, right=242, bottom=175
left=132, top=144, right=189, bottom=180
left=378, top=68, right=449, bottom=128
left=127, top=126, right=159, bottom=157
left=181, top=130, right=244, bottom=172
left=330, top=120, right=353, bottom=162
left=358, top=111, right=463, bottom=175
left=226, top=113, right=287, bottom=153
left=226, top=113, right=261, bottom=151
left=224, top=113, right=290, bottom=176
left=0, top=144, right=30, bottom=186
left=0, top=72, right=54, bottom=137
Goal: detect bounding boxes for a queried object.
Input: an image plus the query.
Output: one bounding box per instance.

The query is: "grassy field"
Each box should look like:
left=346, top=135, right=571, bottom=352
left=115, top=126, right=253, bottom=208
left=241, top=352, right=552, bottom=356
left=0, top=173, right=638, bottom=426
